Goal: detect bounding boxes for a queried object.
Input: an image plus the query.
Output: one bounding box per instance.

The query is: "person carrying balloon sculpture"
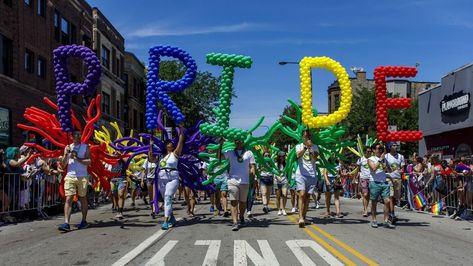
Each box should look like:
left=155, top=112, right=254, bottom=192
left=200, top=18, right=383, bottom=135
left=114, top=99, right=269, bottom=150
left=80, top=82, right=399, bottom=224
left=385, top=142, right=405, bottom=224
left=260, top=152, right=274, bottom=214
left=58, top=131, right=91, bottom=232
left=141, top=146, right=158, bottom=218
left=368, top=143, right=395, bottom=229
left=322, top=158, right=344, bottom=219
left=153, top=124, right=185, bottom=230
left=295, top=129, right=319, bottom=228
left=218, top=138, right=256, bottom=231
left=356, top=147, right=373, bottom=217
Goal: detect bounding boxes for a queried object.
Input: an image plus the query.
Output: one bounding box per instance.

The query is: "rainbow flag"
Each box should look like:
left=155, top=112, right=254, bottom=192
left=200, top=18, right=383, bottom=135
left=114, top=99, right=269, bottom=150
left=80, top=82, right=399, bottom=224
left=413, top=192, right=427, bottom=209
left=431, top=201, right=443, bottom=215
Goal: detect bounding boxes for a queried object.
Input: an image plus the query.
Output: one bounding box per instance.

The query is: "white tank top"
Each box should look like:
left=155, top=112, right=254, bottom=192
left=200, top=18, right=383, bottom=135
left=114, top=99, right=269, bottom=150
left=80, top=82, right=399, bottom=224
left=67, top=144, right=88, bottom=177
left=158, top=152, right=179, bottom=180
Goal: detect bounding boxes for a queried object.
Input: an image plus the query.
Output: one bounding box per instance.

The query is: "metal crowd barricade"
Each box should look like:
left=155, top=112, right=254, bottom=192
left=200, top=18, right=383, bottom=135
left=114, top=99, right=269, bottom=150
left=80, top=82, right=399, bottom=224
left=0, top=173, right=62, bottom=217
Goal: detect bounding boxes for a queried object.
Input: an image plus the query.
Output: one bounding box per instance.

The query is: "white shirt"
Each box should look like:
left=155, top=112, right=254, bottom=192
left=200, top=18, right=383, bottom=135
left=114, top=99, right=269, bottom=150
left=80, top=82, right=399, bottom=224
left=357, top=157, right=371, bottom=180
left=295, top=143, right=319, bottom=178
left=142, top=159, right=157, bottom=179
left=224, top=150, right=255, bottom=185
left=158, top=153, right=179, bottom=180
left=67, top=144, right=88, bottom=177
left=368, top=156, right=387, bottom=182
left=385, top=153, right=405, bottom=179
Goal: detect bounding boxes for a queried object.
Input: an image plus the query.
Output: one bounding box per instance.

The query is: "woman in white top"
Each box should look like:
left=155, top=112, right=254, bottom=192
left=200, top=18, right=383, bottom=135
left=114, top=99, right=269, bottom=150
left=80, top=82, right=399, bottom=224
left=150, top=124, right=185, bottom=230
left=275, top=154, right=288, bottom=216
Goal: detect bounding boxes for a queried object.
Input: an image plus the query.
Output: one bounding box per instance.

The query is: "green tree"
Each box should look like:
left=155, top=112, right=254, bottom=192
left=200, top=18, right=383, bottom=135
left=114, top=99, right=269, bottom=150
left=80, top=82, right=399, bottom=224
left=270, top=104, right=299, bottom=150
left=155, top=60, right=221, bottom=127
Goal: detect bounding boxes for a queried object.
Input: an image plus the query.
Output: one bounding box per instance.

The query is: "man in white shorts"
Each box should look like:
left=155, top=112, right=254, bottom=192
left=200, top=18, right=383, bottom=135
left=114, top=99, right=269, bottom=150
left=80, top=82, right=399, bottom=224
left=295, top=129, right=319, bottom=228
left=221, top=139, right=256, bottom=231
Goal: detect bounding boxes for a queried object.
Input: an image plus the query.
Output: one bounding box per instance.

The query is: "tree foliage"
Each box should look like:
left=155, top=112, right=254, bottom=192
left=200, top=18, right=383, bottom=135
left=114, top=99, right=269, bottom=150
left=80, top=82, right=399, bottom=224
left=156, top=60, right=220, bottom=127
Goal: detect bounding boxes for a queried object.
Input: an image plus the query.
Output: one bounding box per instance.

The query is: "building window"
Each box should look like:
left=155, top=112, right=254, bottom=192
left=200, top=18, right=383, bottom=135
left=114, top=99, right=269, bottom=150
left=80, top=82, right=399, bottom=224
left=25, top=49, right=34, bottom=73
left=0, top=34, right=13, bottom=77
left=24, top=0, right=32, bottom=7
left=139, top=113, right=144, bottom=132
left=61, top=17, right=70, bottom=45
left=101, top=46, right=110, bottom=69
left=82, top=35, right=92, bottom=48
left=133, top=78, right=137, bottom=97
left=102, top=92, right=110, bottom=115
left=334, top=94, right=340, bottom=109
left=54, top=11, right=75, bottom=44
left=37, top=0, right=45, bottom=16
left=116, top=57, right=120, bottom=76
left=116, top=101, right=120, bottom=120
left=123, top=73, right=129, bottom=92
left=54, top=10, right=60, bottom=42
left=37, top=56, right=45, bottom=78
left=4, top=0, right=12, bottom=7
left=133, top=109, right=138, bottom=130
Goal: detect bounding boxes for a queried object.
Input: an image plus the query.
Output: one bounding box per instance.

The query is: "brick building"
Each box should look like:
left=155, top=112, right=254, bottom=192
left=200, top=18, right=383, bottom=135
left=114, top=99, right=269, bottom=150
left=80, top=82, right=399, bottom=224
left=124, top=52, right=145, bottom=134
left=327, top=70, right=438, bottom=113
left=92, top=8, right=126, bottom=133
left=0, top=0, right=94, bottom=147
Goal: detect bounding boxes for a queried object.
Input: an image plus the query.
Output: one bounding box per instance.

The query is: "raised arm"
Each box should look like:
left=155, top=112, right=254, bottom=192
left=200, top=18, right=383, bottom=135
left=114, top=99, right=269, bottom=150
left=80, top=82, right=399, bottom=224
left=174, top=124, right=185, bottom=157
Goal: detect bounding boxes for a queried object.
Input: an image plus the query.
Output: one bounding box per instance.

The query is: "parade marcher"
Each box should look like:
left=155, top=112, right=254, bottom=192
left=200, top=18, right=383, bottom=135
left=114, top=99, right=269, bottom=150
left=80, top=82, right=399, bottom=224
left=323, top=161, right=343, bottom=218
left=155, top=124, right=185, bottom=230
left=58, top=131, right=91, bottom=231
left=385, top=143, right=405, bottom=223
left=109, top=153, right=128, bottom=219
left=141, top=148, right=158, bottom=218
left=220, top=139, right=256, bottom=231
left=368, top=144, right=395, bottom=229
left=357, top=147, right=372, bottom=217
left=289, top=181, right=298, bottom=214
left=275, top=153, right=288, bottom=216
left=204, top=151, right=229, bottom=217
left=260, top=152, right=274, bottom=214
left=295, top=129, right=319, bottom=227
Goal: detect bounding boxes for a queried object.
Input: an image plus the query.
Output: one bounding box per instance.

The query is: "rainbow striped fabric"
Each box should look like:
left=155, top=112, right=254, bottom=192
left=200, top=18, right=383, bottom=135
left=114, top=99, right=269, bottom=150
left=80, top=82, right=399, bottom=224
left=431, top=201, right=443, bottom=215
left=414, top=192, right=427, bottom=209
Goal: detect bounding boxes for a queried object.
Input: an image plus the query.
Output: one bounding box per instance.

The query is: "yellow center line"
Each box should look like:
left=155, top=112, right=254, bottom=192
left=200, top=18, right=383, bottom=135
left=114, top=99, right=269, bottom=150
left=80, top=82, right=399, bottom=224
left=307, top=223, right=379, bottom=266
left=285, top=214, right=357, bottom=266
left=269, top=200, right=378, bottom=266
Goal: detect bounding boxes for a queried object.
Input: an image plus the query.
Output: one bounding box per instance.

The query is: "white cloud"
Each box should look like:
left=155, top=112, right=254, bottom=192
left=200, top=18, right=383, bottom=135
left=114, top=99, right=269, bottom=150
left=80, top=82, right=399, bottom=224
left=448, top=19, right=473, bottom=29
left=128, top=22, right=269, bottom=38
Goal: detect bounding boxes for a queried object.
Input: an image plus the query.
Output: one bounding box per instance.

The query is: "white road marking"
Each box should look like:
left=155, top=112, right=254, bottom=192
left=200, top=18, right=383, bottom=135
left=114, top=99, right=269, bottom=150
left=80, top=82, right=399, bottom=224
left=286, top=240, right=343, bottom=266
left=111, top=219, right=181, bottom=266
left=144, top=240, right=179, bottom=266
left=234, top=240, right=280, bottom=266
left=195, top=240, right=221, bottom=266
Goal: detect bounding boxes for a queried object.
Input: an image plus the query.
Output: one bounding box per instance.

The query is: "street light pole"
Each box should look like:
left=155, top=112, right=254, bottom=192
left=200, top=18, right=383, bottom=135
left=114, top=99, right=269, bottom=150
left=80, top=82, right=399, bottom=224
left=279, top=60, right=314, bottom=102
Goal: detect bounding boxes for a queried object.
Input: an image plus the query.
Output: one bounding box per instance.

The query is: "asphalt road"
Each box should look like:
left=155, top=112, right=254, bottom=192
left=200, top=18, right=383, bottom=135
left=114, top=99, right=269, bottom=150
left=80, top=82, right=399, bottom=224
left=0, top=196, right=472, bottom=266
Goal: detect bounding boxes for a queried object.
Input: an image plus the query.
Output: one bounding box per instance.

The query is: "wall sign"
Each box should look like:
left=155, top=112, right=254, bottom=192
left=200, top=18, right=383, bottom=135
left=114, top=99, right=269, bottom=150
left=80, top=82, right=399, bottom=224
left=0, top=107, right=11, bottom=146
left=441, top=91, right=470, bottom=115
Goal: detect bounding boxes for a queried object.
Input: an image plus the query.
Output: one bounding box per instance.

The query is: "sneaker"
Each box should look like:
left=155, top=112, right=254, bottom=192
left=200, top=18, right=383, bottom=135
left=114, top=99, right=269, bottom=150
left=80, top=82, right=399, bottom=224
left=291, top=207, right=298, bottom=213
left=263, top=206, right=268, bottom=214
left=58, top=223, right=71, bottom=232
left=282, top=210, right=287, bottom=216
left=449, top=211, right=458, bottom=219
left=223, top=211, right=230, bottom=218
left=392, top=215, right=399, bottom=224
left=169, top=215, right=177, bottom=227
left=371, top=221, right=378, bottom=228
left=76, top=221, right=89, bottom=230
left=210, top=206, right=215, bottom=213
left=239, top=217, right=246, bottom=226
left=143, top=198, right=149, bottom=205
left=232, top=224, right=239, bottom=231
left=115, top=213, right=124, bottom=219
left=218, top=205, right=224, bottom=212
left=384, top=220, right=396, bottom=229
left=161, top=222, right=169, bottom=230
left=298, top=219, right=305, bottom=228
left=131, top=202, right=136, bottom=208
left=278, top=210, right=283, bottom=216
left=247, top=211, right=253, bottom=218
left=316, top=201, right=321, bottom=209
left=112, top=208, right=117, bottom=213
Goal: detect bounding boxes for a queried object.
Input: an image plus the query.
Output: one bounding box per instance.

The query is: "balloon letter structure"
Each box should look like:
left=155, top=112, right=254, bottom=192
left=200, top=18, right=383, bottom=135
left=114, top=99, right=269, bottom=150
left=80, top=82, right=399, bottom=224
left=374, top=66, right=423, bottom=142
left=53, top=45, right=101, bottom=132
left=300, top=57, right=352, bottom=128
left=146, top=45, right=197, bottom=129
left=199, top=53, right=253, bottom=141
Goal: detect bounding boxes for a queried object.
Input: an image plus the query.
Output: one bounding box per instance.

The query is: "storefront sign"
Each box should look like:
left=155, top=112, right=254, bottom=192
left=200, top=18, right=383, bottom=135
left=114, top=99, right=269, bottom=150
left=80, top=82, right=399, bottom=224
left=0, top=107, right=11, bottom=146
left=440, top=91, right=470, bottom=115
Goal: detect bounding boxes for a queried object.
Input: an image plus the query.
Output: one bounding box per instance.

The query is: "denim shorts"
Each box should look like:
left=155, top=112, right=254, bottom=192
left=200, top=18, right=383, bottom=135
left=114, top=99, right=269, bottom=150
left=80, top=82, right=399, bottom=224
left=369, top=181, right=390, bottom=200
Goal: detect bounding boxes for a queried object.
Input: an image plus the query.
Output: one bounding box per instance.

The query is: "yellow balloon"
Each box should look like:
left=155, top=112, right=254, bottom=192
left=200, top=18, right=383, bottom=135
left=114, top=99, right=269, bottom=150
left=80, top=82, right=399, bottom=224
left=299, top=56, right=352, bottom=128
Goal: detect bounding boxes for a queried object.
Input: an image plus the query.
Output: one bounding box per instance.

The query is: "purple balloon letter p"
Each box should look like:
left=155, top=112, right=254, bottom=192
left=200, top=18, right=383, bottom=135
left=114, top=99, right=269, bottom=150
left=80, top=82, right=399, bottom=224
left=53, top=45, right=101, bottom=132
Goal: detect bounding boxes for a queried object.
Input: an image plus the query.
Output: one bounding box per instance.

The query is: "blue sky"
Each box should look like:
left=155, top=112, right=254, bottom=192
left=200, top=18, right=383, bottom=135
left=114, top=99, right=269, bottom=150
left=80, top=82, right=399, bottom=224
left=87, top=0, right=473, bottom=135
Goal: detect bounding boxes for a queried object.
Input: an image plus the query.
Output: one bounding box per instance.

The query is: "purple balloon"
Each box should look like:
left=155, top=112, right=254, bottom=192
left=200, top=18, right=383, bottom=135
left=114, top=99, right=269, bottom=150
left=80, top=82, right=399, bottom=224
left=53, top=45, right=101, bottom=132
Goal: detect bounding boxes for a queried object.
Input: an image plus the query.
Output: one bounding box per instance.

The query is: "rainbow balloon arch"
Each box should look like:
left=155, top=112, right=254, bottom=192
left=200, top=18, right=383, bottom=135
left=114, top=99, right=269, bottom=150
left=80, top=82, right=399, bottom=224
left=16, top=44, right=424, bottom=213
